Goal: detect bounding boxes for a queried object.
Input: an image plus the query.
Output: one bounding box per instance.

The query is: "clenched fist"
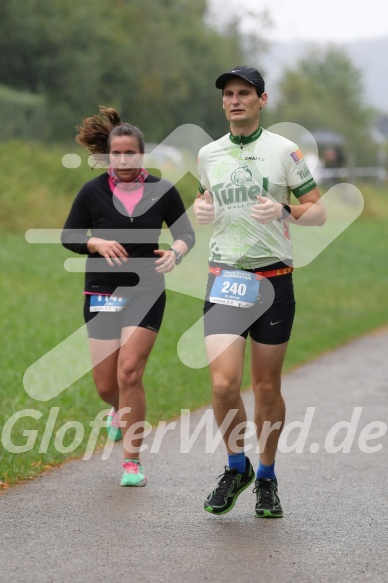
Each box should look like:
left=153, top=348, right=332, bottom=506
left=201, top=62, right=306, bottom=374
left=194, top=190, right=214, bottom=224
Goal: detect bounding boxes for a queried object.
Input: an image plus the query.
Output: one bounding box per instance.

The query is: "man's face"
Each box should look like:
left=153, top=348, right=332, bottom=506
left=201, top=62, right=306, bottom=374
left=222, top=78, right=267, bottom=127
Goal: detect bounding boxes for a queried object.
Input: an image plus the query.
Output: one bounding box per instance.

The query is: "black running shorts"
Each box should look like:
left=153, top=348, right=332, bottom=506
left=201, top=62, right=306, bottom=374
left=203, top=270, right=295, bottom=345
left=84, top=291, right=166, bottom=340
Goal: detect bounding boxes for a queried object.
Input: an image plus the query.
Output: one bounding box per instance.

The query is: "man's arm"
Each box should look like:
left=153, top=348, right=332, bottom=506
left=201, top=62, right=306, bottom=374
left=284, top=187, right=326, bottom=226
left=251, top=187, right=326, bottom=227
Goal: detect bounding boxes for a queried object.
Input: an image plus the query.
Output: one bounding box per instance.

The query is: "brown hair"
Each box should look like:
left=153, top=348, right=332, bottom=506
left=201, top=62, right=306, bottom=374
left=76, top=106, right=145, bottom=154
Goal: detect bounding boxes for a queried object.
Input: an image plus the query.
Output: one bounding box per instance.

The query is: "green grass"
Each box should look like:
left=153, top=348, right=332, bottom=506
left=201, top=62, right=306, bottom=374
left=0, top=235, right=210, bottom=486
left=0, top=139, right=194, bottom=232
left=1, top=140, right=388, bottom=488
left=289, top=218, right=388, bottom=365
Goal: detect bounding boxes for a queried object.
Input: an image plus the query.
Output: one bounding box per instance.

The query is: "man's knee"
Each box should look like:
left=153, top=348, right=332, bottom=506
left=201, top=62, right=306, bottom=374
left=212, top=375, right=241, bottom=406
left=253, top=380, right=282, bottom=406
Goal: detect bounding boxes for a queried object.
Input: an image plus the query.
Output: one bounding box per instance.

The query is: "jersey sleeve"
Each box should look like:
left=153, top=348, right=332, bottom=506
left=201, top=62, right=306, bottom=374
left=284, top=145, right=317, bottom=198
left=197, top=146, right=211, bottom=194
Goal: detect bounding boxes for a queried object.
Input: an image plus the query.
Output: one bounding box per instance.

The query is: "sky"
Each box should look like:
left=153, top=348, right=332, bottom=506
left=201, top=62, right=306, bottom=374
left=210, top=0, right=388, bottom=44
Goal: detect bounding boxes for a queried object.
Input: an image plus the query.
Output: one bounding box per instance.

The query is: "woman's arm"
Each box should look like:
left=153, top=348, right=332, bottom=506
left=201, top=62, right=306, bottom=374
left=61, top=186, right=93, bottom=254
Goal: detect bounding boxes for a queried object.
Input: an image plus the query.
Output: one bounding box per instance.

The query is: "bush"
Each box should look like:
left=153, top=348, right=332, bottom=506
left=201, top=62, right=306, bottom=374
left=0, top=85, right=47, bottom=141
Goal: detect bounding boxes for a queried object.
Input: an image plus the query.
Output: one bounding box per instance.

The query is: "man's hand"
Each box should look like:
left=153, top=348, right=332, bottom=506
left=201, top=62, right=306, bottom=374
left=194, top=190, right=214, bottom=224
left=250, top=196, right=282, bottom=224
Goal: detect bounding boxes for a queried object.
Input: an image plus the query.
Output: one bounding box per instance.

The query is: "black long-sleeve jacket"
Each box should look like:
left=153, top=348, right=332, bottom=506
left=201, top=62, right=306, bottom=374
left=61, top=173, right=195, bottom=295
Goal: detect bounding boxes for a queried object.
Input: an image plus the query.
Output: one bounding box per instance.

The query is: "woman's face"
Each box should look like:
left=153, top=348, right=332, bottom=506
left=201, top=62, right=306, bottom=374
left=109, top=135, right=143, bottom=182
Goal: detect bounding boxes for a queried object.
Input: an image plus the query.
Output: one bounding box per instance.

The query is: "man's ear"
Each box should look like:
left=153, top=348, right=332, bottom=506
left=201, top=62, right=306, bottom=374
left=260, top=92, right=268, bottom=109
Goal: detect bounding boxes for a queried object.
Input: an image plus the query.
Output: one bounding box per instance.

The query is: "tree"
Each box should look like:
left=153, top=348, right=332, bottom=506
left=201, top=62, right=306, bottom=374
left=271, top=46, right=377, bottom=166
left=0, top=0, right=270, bottom=143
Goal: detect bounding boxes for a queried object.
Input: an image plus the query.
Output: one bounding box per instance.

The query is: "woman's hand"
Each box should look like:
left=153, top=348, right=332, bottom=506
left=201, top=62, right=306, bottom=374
left=87, top=237, right=128, bottom=266
left=154, top=249, right=176, bottom=273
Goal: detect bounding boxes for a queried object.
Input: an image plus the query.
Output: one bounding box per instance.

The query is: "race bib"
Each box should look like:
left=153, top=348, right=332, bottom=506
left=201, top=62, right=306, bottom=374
left=89, top=295, right=129, bottom=312
left=209, top=269, right=261, bottom=308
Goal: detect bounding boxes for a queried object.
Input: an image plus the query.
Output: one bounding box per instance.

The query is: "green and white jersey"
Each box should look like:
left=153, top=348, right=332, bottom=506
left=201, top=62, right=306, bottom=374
left=197, top=127, right=316, bottom=269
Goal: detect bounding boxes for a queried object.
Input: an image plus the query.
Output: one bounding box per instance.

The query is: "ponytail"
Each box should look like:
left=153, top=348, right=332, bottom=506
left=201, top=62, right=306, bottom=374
left=76, top=106, right=145, bottom=155
left=75, top=106, right=122, bottom=154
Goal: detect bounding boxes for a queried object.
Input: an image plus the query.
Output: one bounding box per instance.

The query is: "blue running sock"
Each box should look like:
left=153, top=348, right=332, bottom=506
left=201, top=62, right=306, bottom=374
left=256, top=461, right=276, bottom=481
left=228, top=452, right=247, bottom=474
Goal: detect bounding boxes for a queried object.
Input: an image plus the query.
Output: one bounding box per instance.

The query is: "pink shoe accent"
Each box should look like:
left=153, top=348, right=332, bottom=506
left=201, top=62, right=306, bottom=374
left=109, top=409, right=121, bottom=429
left=120, top=459, right=146, bottom=486
left=122, top=460, right=140, bottom=474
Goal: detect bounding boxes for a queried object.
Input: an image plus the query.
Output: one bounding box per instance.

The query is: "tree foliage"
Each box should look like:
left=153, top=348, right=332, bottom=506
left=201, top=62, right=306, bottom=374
left=271, top=46, right=377, bottom=164
left=0, top=86, right=47, bottom=141
left=0, top=0, right=268, bottom=143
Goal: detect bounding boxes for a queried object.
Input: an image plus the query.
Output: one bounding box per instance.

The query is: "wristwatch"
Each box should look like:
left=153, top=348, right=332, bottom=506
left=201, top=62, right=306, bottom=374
left=280, top=203, right=291, bottom=220
left=169, top=247, right=182, bottom=265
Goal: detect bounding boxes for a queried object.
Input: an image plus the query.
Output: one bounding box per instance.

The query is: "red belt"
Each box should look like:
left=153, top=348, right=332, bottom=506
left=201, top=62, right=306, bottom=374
left=209, top=266, right=293, bottom=279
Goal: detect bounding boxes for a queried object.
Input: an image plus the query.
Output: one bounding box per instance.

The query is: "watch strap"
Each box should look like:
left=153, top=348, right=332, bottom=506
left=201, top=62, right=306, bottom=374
left=280, top=203, right=291, bottom=219
left=169, top=247, right=182, bottom=264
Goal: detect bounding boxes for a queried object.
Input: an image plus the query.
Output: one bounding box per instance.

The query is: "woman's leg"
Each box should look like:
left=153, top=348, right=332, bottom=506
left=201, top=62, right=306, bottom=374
left=117, top=326, right=158, bottom=460
left=88, top=338, right=121, bottom=409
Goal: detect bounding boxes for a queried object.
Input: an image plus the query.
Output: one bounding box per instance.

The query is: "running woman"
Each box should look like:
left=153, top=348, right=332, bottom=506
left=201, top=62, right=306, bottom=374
left=62, top=107, right=195, bottom=486
left=194, top=67, right=326, bottom=517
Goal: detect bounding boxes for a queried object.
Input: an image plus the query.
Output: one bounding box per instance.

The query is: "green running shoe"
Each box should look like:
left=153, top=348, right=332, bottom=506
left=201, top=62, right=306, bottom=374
left=106, top=408, right=122, bottom=442
left=253, top=477, right=283, bottom=518
left=204, top=457, right=254, bottom=515
left=120, top=459, right=146, bottom=487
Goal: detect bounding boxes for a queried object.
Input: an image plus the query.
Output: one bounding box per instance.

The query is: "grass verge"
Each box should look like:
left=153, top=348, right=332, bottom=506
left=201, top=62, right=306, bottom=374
left=0, top=141, right=387, bottom=488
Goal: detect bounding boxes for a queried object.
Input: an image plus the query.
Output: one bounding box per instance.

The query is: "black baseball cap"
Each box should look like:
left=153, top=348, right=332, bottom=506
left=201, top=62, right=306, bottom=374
left=215, top=66, right=265, bottom=93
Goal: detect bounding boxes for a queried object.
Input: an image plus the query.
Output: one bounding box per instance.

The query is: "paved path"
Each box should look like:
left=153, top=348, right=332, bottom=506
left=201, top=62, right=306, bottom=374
left=1, top=330, right=388, bottom=583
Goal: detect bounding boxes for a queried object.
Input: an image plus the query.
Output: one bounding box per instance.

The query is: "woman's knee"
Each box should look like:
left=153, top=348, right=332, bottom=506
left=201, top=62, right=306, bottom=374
left=93, top=373, right=118, bottom=402
left=117, top=360, right=144, bottom=390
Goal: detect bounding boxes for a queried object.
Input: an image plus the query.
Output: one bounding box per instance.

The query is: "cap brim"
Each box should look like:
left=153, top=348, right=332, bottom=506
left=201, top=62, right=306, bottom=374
left=215, top=72, right=255, bottom=89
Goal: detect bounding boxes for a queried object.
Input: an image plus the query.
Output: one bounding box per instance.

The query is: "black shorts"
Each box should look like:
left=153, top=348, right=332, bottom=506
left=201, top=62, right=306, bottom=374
left=203, top=269, right=295, bottom=345
left=84, top=291, right=166, bottom=340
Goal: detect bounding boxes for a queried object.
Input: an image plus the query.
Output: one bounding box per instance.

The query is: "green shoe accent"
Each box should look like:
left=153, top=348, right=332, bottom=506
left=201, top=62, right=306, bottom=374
left=204, top=457, right=254, bottom=515
left=253, top=478, right=283, bottom=518
left=106, top=408, right=122, bottom=442
left=254, top=509, right=283, bottom=518
left=120, top=459, right=146, bottom=487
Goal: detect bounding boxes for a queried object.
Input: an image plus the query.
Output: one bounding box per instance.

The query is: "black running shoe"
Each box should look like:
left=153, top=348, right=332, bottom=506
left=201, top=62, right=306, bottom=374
left=204, top=458, right=254, bottom=515
left=253, top=477, right=283, bottom=518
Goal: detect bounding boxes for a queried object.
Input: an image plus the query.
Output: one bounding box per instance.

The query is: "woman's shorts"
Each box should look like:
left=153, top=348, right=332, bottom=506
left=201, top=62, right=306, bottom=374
left=203, top=272, right=295, bottom=345
left=84, top=291, right=166, bottom=340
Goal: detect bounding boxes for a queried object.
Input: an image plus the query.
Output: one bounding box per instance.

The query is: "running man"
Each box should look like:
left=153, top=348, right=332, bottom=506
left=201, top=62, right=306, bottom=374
left=194, top=66, right=326, bottom=517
